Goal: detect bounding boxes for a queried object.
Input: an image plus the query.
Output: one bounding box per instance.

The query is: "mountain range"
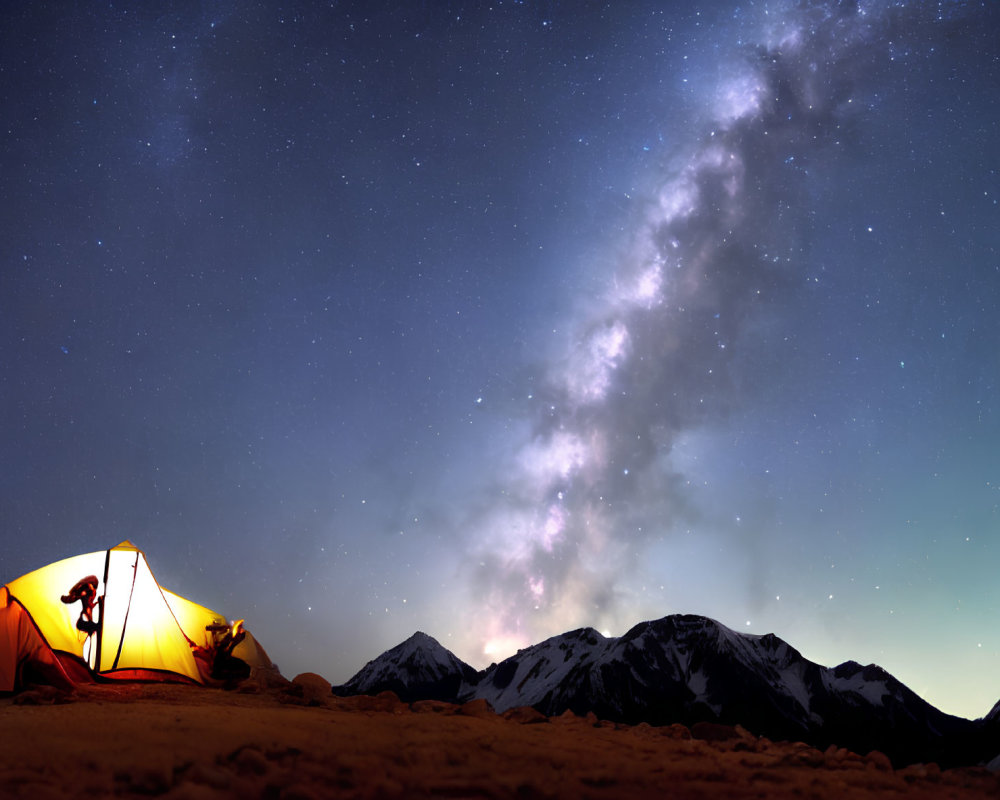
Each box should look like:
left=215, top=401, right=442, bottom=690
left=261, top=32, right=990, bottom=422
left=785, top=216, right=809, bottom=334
left=333, top=614, right=1000, bottom=769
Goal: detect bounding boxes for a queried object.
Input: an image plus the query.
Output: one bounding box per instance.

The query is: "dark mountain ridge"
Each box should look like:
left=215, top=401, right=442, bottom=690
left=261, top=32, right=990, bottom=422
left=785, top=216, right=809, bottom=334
left=334, top=614, right=1000, bottom=768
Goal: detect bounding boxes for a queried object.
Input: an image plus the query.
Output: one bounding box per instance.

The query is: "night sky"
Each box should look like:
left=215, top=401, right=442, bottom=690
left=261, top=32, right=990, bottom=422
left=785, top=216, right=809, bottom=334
left=2, top=1, right=998, bottom=719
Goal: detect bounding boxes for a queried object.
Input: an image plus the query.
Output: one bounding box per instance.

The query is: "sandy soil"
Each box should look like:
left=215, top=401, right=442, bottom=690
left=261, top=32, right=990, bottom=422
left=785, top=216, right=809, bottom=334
left=1, top=678, right=997, bottom=799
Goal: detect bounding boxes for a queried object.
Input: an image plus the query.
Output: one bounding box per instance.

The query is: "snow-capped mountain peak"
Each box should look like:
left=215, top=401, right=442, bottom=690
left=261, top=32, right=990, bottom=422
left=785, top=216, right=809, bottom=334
left=474, top=627, right=609, bottom=711
left=333, top=630, right=477, bottom=703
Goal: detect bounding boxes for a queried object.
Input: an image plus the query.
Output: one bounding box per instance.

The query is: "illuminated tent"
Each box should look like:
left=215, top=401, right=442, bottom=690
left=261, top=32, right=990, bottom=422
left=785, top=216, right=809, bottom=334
left=1, top=540, right=272, bottom=692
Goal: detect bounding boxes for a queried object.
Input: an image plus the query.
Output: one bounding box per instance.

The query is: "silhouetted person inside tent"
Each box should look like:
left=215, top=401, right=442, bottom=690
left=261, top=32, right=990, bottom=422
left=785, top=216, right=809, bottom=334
left=60, top=576, right=99, bottom=636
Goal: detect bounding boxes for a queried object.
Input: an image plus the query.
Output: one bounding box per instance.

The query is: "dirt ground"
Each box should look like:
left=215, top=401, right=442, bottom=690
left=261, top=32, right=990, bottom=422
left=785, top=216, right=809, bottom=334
left=1, top=679, right=998, bottom=799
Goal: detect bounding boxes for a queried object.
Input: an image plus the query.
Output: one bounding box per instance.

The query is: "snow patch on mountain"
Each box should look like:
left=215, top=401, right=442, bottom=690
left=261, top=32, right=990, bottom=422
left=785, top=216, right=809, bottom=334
left=826, top=661, right=890, bottom=707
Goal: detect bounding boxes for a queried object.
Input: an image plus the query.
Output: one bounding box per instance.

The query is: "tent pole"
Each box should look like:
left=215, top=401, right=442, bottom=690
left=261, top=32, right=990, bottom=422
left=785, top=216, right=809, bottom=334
left=95, top=547, right=111, bottom=674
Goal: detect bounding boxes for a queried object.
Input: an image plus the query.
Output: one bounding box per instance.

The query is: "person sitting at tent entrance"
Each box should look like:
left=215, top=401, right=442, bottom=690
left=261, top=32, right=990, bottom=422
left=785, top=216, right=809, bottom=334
left=207, top=619, right=251, bottom=682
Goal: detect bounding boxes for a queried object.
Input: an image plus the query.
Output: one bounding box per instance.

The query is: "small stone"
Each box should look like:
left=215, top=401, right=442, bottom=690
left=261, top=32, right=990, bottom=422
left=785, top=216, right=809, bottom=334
left=291, top=672, right=332, bottom=703
left=119, top=765, right=173, bottom=794
left=232, top=746, right=269, bottom=776
left=411, top=699, right=458, bottom=714
left=784, top=747, right=825, bottom=768
left=457, top=698, right=495, bottom=719
left=185, top=763, right=232, bottom=790
left=350, top=691, right=406, bottom=713
left=502, top=705, right=548, bottom=724
left=824, top=745, right=850, bottom=767
left=691, top=722, right=741, bottom=742
left=663, top=723, right=692, bottom=740
left=13, top=686, right=73, bottom=705
left=899, top=762, right=940, bottom=782
left=865, top=750, right=894, bottom=772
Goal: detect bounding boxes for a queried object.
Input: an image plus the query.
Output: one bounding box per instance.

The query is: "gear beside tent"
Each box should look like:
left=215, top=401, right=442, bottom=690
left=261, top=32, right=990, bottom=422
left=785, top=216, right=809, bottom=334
left=0, top=540, right=277, bottom=693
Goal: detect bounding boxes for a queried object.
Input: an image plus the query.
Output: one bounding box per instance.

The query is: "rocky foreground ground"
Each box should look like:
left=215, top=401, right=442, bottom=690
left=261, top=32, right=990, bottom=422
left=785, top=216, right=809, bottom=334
left=1, top=675, right=998, bottom=799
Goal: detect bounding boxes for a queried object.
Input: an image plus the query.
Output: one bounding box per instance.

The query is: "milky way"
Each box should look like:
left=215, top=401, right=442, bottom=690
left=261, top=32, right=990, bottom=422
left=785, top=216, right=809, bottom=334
left=457, top=1, right=986, bottom=659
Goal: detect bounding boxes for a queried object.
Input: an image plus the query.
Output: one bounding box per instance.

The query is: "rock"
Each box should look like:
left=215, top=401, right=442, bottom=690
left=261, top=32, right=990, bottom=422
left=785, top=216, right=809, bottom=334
left=502, top=706, right=549, bottom=725
left=824, top=745, right=849, bottom=767
left=457, top=698, right=495, bottom=719
left=291, top=672, right=332, bottom=703
left=865, top=750, right=894, bottom=772
left=691, top=722, right=742, bottom=742
left=663, top=723, right=692, bottom=740
left=410, top=699, right=458, bottom=714
left=354, top=691, right=407, bottom=713
left=116, top=764, right=173, bottom=795
left=781, top=747, right=825, bottom=768
left=183, top=763, right=232, bottom=790
left=13, top=686, right=74, bottom=705
left=899, top=762, right=940, bottom=783
left=231, top=746, right=269, bottom=776
left=246, top=666, right=291, bottom=691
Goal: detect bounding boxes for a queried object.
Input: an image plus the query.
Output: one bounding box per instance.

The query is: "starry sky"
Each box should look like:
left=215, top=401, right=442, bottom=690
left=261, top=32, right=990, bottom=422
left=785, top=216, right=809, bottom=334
left=2, top=1, right=998, bottom=719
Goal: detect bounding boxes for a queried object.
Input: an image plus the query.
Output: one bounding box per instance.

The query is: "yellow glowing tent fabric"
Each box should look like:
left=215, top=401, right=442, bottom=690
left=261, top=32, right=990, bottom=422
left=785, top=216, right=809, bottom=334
left=2, top=541, right=227, bottom=686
